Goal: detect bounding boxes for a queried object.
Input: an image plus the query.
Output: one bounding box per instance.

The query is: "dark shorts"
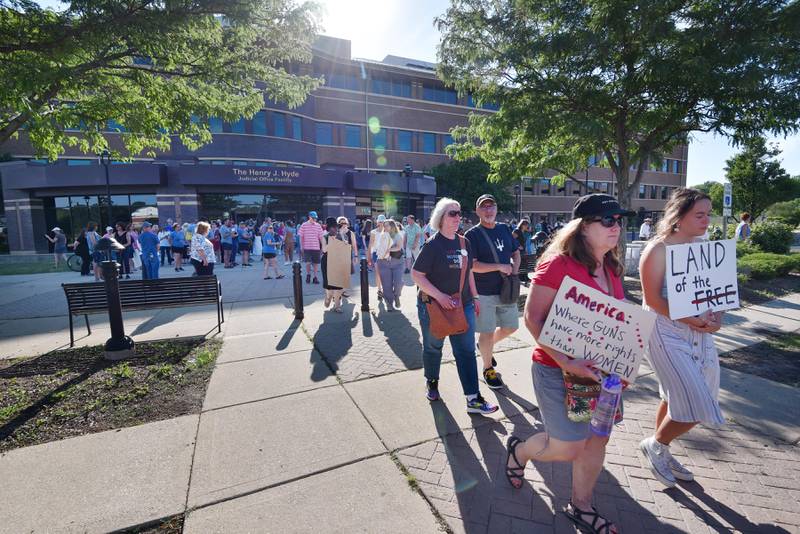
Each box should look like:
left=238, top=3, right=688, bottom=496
left=222, top=243, right=233, bottom=250
left=239, top=242, right=251, bottom=252
left=171, top=246, right=184, bottom=255
left=263, top=253, right=276, bottom=259
left=303, top=249, right=321, bottom=264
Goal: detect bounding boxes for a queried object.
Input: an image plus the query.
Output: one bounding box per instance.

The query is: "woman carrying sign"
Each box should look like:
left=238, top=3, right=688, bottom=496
left=505, top=193, right=630, bottom=533
left=638, top=188, right=724, bottom=488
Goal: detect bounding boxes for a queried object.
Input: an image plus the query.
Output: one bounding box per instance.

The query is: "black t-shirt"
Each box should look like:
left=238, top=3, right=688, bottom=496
left=413, top=233, right=474, bottom=303
left=465, top=223, right=516, bottom=296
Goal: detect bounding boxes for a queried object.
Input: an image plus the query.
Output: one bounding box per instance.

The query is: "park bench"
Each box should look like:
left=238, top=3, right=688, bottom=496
left=518, top=253, right=538, bottom=286
left=61, top=276, right=224, bottom=347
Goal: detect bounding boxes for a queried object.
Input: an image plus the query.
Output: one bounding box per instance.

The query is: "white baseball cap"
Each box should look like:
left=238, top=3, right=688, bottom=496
left=376, top=215, right=386, bottom=223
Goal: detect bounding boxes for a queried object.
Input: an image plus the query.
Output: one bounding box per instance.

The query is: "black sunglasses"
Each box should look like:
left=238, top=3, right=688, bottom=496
left=586, top=215, right=623, bottom=228
left=446, top=210, right=462, bottom=218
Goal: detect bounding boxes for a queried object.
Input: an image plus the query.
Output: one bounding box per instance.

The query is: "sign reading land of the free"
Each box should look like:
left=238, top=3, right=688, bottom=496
left=539, top=276, right=656, bottom=383
left=665, top=239, right=739, bottom=320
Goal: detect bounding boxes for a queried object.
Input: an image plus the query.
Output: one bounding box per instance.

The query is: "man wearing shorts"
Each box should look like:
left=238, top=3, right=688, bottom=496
left=465, top=194, right=521, bottom=389
left=298, top=211, right=324, bottom=284
left=219, top=219, right=234, bottom=268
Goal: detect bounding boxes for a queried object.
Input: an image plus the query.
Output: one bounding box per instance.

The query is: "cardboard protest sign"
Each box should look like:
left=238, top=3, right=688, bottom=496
left=665, top=239, right=739, bottom=320
left=326, top=238, right=352, bottom=289
left=539, top=276, right=656, bottom=383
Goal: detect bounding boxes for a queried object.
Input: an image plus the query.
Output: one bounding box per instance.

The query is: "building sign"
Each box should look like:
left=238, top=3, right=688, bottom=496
left=665, top=239, right=739, bottom=319
left=232, top=167, right=300, bottom=184
left=538, top=277, right=656, bottom=382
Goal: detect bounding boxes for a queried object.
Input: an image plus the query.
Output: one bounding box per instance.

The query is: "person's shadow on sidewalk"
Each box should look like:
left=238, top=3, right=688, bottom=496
left=667, top=481, right=791, bottom=533
left=310, top=301, right=358, bottom=381
left=372, top=305, right=423, bottom=370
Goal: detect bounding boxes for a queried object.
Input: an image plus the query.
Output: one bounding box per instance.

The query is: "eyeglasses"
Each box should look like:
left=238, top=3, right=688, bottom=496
left=586, top=215, right=623, bottom=228
left=446, top=210, right=462, bottom=218
left=478, top=203, right=497, bottom=210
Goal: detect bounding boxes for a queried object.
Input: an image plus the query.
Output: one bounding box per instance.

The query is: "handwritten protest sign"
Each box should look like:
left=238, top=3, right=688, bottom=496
left=665, top=239, right=739, bottom=320
left=539, top=276, right=656, bottom=383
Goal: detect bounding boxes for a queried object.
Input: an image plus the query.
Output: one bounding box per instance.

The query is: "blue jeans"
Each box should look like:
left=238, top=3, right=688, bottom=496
left=417, top=298, right=478, bottom=396
left=141, top=252, right=159, bottom=279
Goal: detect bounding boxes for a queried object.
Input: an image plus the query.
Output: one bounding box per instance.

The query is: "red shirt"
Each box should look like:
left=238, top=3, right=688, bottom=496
left=531, top=254, right=625, bottom=367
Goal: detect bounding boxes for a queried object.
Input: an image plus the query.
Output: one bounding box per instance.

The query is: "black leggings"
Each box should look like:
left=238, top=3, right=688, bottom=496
left=191, top=258, right=215, bottom=276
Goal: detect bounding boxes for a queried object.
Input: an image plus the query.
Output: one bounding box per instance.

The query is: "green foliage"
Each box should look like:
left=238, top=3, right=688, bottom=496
left=695, top=182, right=725, bottom=215
left=738, top=253, right=799, bottom=280
left=435, top=1, right=800, bottom=209
left=736, top=240, right=760, bottom=257
left=724, top=137, right=796, bottom=221
left=0, top=0, right=322, bottom=160
left=750, top=220, right=794, bottom=254
left=110, top=362, right=133, bottom=380
left=428, top=157, right=514, bottom=214
left=765, top=198, right=800, bottom=227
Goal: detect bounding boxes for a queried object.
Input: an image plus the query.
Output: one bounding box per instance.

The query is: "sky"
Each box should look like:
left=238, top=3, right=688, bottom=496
left=34, top=0, right=800, bottom=185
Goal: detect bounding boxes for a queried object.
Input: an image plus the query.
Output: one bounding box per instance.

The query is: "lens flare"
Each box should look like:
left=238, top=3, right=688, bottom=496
left=373, top=146, right=386, bottom=156
left=377, top=156, right=387, bottom=167
left=368, top=116, right=381, bottom=134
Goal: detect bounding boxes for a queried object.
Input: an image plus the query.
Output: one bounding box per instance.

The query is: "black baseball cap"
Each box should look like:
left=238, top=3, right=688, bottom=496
left=476, top=194, right=497, bottom=208
left=572, top=194, right=635, bottom=219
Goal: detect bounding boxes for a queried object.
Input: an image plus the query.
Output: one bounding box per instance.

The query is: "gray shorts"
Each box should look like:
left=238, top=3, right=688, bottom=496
left=474, top=294, right=519, bottom=333
left=532, top=362, right=624, bottom=442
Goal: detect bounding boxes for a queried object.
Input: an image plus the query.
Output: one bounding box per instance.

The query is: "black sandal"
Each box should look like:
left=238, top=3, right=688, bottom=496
left=505, top=436, right=525, bottom=489
left=563, top=502, right=617, bottom=534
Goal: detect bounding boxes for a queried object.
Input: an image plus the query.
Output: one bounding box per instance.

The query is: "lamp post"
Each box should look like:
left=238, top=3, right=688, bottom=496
left=513, top=184, right=521, bottom=221
left=99, top=150, right=112, bottom=228
left=94, top=236, right=134, bottom=360
left=403, top=163, right=413, bottom=217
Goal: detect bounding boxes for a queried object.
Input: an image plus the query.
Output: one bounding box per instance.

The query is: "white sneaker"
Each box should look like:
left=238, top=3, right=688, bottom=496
left=284, top=261, right=290, bottom=266
left=667, top=452, right=694, bottom=481
left=639, top=437, right=677, bottom=488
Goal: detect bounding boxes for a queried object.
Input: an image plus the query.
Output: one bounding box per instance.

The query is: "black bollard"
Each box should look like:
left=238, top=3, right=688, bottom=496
left=292, top=261, right=304, bottom=320
left=101, top=260, right=135, bottom=360
left=360, top=258, right=370, bottom=311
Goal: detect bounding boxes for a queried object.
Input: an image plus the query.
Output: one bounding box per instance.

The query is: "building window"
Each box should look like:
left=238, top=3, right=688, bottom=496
left=397, top=130, right=412, bottom=151
left=422, top=85, right=458, bottom=105
left=291, top=116, right=302, bottom=140
left=673, top=160, right=681, bottom=173
left=209, top=118, right=223, bottom=133
left=540, top=178, right=551, bottom=195
left=639, top=184, right=646, bottom=198
left=442, top=134, right=453, bottom=152
left=371, top=77, right=391, bottom=95
left=326, top=73, right=361, bottom=91
left=345, top=125, right=361, bottom=148
left=316, top=123, right=333, bottom=145
left=371, top=128, right=387, bottom=149
left=67, top=159, right=93, bottom=166
left=252, top=111, right=266, bottom=135
left=392, top=80, right=411, bottom=98
left=650, top=185, right=658, bottom=199
left=661, top=186, right=669, bottom=200
left=422, top=132, right=436, bottom=153
left=661, top=159, right=669, bottom=173
left=229, top=118, right=245, bottom=134
left=106, top=120, right=126, bottom=133
left=274, top=112, right=286, bottom=137
left=211, top=160, right=227, bottom=165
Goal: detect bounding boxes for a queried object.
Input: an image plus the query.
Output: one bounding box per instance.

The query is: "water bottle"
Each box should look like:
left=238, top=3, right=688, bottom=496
left=590, top=374, right=622, bottom=437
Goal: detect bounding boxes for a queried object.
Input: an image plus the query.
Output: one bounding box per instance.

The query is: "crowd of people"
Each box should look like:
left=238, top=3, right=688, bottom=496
left=60, top=187, right=726, bottom=531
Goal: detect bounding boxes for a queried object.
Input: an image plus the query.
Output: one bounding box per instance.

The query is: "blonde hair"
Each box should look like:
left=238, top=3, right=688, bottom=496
left=656, top=187, right=711, bottom=239
left=195, top=221, right=210, bottom=235
left=539, top=218, right=624, bottom=277
left=429, top=197, right=459, bottom=232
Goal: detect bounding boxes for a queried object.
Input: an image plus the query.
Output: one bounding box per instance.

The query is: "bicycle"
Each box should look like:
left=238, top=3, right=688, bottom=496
left=66, top=253, right=83, bottom=272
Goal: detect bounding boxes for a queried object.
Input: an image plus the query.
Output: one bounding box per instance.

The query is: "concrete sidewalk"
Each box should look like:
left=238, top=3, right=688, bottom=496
left=1, top=280, right=799, bottom=533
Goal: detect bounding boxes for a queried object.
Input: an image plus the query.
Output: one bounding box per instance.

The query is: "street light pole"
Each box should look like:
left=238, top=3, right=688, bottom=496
left=100, top=150, right=112, bottom=228
left=514, top=184, right=521, bottom=221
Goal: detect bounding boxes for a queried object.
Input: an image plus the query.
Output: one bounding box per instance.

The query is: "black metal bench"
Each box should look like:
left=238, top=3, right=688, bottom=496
left=518, top=254, right=538, bottom=286
left=62, top=276, right=224, bottom=347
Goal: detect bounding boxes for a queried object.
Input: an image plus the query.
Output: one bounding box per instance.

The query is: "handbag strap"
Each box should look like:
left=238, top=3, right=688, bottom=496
left=477, top=225, right=502, bottom=265
left=457, top=235, right=468, bottom=294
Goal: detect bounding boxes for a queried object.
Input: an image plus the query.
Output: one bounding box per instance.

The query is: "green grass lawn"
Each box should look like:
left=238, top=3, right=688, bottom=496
left=0, top=261, right=74, bottom=275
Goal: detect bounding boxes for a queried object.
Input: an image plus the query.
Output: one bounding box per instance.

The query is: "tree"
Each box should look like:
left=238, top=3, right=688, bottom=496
left=724, top=137, right=795, bottom=220
left=428, top=157, right=514, bottom=215
left=695, top=181, right=724, bottom=215
left=0, top=0, right=322, bottom=160
left=435, top=0, right=800, bottom=213
left=765, top=198, right=800, bottom=227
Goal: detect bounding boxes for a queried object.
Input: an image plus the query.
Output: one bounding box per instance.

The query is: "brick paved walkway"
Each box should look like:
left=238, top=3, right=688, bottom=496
left=396, top=384, right=800, bottom=533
